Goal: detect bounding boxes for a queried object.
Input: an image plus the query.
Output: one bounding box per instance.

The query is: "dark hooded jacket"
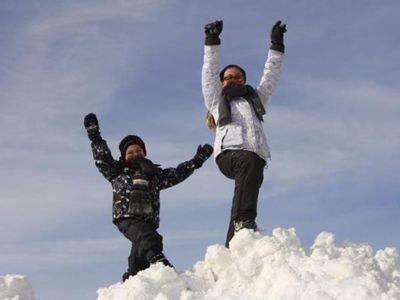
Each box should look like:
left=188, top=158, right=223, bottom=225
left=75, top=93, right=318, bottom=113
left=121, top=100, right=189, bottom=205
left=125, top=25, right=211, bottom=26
left=90, top=138, right=196, bottom=227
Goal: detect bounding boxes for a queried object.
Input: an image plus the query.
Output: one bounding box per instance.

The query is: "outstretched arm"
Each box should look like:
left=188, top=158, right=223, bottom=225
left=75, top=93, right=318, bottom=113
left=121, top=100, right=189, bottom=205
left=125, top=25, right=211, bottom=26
left=202, top=20, right=223, bottom=114
left=257, top=21, right=287, bottom=108
left=159, top=144, right=213, bottom=190
left=84, top=113, right=120, bottom=182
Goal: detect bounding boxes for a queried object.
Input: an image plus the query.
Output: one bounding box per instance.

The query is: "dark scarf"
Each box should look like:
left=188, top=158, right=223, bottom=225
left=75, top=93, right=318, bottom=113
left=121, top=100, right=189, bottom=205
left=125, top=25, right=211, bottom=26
left=218, top=85, right=266, bottom=126
left=123, top=158, right=161, bottom=177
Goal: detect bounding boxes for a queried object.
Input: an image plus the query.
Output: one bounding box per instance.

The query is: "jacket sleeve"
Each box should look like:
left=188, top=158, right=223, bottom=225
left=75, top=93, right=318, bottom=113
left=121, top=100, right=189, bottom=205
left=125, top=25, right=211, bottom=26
left=158, top=160, right=196, bottom=190
left=90, top=138, right=120, bottom=183
left=202, top=45, right=223, bottom=118
left=256, top=49, right=284, bottom=109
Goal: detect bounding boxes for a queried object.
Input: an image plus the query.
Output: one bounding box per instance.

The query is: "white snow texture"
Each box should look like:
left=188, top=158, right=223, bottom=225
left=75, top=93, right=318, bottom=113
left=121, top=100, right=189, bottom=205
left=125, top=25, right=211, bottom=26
left=97, top=228, right=400, bottom=300
left=2, top=228, right=399, bottom=300
left=0, top=274, right=35, bottom=300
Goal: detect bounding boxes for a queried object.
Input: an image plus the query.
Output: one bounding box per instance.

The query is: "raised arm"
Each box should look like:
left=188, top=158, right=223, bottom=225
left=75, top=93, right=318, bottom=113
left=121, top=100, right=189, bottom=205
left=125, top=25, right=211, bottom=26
left=84, top=113, right=120, bottom=182
left=257, top=21, right=287, bottom=108
left=159, top=144, right=213, bottom=190
left=202, top=20, right=224, bottom=114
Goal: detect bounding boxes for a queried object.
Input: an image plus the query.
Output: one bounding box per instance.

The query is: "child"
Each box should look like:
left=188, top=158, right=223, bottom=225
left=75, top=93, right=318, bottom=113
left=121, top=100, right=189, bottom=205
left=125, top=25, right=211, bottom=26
left=84, top=113, right=213, bottom=281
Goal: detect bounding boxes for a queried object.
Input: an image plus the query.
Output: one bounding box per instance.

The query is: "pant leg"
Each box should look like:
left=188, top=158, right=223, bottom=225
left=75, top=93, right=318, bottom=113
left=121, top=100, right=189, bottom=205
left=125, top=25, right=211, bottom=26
left=216, top=151, right=235, bottom=247
left=217, top=150, right=265, bottom=247
left=127, top=243, right=139, bottom=275
left=231, top=151, right=265, bottom=221
left=126, top=243, right=150, bottom=274
left=116, top=218, right=164, bottom=276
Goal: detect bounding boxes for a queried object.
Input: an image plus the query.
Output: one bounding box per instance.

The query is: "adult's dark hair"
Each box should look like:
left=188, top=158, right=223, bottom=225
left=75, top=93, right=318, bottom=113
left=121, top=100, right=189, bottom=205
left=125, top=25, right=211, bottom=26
left=219, top=64, right=247, bottom=82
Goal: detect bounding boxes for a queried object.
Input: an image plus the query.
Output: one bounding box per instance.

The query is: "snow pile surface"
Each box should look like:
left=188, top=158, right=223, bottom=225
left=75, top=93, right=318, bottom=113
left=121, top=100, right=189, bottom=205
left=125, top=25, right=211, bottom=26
left=0, top=274, right=35, bottom=300
left=97, top=228, right=400, bottom=300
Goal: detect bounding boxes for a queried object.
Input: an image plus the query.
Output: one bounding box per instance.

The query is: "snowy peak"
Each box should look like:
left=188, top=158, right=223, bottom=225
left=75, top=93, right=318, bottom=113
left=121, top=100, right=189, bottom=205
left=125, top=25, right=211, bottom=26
left=97, top=228, right=400, bottom=300
left=0, top=274, right=36, bottom=300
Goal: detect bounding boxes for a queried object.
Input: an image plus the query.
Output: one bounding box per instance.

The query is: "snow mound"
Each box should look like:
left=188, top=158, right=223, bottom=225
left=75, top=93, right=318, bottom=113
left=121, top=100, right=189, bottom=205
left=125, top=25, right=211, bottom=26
left=97, top=228, right=400, bottom=300
left=0, top=274, right=35, bottom=300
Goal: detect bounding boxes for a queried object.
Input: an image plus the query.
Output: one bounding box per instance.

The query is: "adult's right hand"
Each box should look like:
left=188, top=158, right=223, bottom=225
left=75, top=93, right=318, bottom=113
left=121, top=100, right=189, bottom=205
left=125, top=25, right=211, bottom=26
left=204, top=20, right=223, bottom=45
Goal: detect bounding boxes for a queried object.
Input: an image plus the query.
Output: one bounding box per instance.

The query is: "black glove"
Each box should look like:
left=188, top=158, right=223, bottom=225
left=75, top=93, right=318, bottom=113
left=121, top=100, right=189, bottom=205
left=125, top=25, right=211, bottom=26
left=192, top=144, right=213, bottom=169
left=204, top=20, right=223, bottom=46
left=84, top=113, right=101, bottom=141
left=270, top=20, right=287, bottom=53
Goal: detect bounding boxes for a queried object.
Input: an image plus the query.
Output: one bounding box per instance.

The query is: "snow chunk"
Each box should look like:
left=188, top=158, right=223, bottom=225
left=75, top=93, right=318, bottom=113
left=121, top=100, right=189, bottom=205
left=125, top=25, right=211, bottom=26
left=97, top=228, right=400, bottom=300
left=0, top=274, right=36, bottom=300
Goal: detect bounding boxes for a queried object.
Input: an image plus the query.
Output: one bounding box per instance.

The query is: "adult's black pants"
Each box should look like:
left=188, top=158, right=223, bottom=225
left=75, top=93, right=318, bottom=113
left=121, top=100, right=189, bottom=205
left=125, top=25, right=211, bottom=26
left=216, top=150, right=266, bottom=247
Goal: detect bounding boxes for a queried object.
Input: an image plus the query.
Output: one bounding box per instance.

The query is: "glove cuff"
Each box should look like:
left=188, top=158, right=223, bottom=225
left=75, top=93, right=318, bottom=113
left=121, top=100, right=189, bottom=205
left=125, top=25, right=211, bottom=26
left=88, top=131, right=101, bottom=142
left=191, top=157, right=203, bottom=169
left=205, top=36, right=221, bottom=46
left=270, top=43, right=285, bottom=53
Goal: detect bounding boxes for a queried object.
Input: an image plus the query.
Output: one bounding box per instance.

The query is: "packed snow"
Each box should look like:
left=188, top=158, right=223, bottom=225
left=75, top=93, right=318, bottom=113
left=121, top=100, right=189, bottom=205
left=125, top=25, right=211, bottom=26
left=97, top=228, right=400, bottom=300
left=0, top=274, right=35, bottom=300
left=2, top=228, right=399, bottom=300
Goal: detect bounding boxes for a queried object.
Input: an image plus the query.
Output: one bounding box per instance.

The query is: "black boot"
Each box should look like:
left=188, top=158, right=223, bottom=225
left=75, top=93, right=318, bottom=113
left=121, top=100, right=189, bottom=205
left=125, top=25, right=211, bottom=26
left=149, top=253, right=173, bottom=267
left=145, top=249, right=174, bottom=268
left=121, top=264, right=142, bottom=282
left=234, top=219, right=258, bottom=232
left=122, top=271, right=135, bottom=282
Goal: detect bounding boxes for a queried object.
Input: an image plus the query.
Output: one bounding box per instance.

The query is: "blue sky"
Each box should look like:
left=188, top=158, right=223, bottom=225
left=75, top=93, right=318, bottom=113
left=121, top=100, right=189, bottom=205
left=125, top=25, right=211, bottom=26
left=1, top=1, right=399, bottom=299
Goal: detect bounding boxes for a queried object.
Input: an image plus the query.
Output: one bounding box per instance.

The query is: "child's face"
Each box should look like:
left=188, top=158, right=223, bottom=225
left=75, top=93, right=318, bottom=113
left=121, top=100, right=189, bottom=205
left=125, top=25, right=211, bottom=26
left=125, top=144, right=145, bottom=161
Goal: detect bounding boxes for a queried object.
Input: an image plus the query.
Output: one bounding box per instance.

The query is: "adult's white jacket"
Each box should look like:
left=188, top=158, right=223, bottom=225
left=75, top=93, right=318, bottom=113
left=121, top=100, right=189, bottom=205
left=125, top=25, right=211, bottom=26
left=202, top=45, right=284, bottom=162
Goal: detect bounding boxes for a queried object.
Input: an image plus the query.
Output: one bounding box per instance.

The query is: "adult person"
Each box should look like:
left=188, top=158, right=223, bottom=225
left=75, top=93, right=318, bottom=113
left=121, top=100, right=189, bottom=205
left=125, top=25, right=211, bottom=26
left=84, top=113, right=213, bottom=280
left=201, top=20, right=287, bottom=247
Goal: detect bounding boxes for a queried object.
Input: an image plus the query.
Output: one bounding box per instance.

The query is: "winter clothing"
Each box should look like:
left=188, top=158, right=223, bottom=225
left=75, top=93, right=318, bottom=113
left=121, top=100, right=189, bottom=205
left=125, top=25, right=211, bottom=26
left=219, top=85, right=265, bottom=126
left=189, top=144, right=214, bottom=169
left=116, top=218, right=163, bottom=278
left=89, top=137, right=200, bottom=279
left=84, top=113, right=101, bottom=142
left=216, top=150, right=265, bottom=247
left=201, top=20, right=285, bottom=247
left=85, top=115, right=213, bottom=279
left=202, top=46, right=283, bottom=162
left=116, top=218, right=173, bottom=280
left=270, top=20, right=287, bottom=53
left=119, top=135, right=147, bottom=157
left=204, top=20, right=223, bottom=46
left=89, top=138, right=204, bottom=226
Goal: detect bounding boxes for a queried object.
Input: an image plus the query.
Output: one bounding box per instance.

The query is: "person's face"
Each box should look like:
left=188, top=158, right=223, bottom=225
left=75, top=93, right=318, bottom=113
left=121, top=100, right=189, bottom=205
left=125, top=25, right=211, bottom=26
left=222, top=67, right=245, bottom=87
left=125, top=144, right=145, bottom=161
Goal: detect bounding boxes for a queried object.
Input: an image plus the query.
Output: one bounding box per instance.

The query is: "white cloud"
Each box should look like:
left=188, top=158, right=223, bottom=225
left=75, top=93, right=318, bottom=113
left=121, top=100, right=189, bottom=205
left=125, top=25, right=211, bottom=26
left=29, top=0, right=162, bottom=34
left=266, top=77, right=400, bottom=184
left=0, top=2, right=399, bottom=300
left=0, top=0, right=167, bottom=145
left=0, top=1, right=171, bottom=234
left=0, top=1, right=213, bottom=249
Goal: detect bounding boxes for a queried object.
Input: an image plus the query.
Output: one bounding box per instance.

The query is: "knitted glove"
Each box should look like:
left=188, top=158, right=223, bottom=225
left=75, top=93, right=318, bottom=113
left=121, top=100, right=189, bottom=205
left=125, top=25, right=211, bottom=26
left=270, top=20, right=287, bottom=53
left=84, top=113, right=101, bottom=141
left=204, top=20, right=223, bottom=45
